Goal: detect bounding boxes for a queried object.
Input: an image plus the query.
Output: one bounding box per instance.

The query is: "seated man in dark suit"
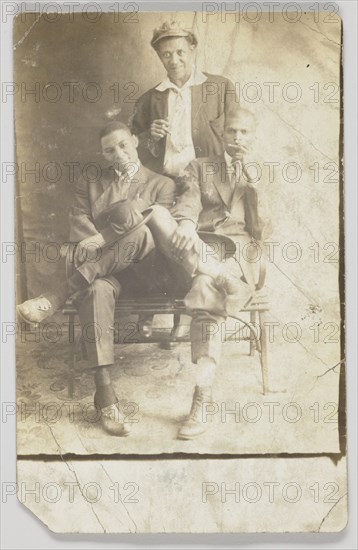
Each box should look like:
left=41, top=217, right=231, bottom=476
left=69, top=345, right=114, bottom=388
left=17, top=121, right=180, bottom=437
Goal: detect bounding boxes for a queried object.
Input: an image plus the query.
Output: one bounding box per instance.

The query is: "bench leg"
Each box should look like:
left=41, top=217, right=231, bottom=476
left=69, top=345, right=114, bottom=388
left=171, top=314, right=191, bottom=339
left=250, top=310, right=257, bottom=356
left=160, top=313, right=190, bottom=349
left=68, top=313, right=76, bottom=399
left=171, top=313, right=181, bottom=339
left=259, top=311, right=269, bottom=394
left=159, top=313, right=180, bottom=349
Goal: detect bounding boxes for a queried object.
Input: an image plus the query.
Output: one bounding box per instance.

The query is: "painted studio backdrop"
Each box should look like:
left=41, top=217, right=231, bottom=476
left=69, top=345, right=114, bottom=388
left=14, top=11, right=343, bottom=456
left=14, top=11, right=341, bottom=303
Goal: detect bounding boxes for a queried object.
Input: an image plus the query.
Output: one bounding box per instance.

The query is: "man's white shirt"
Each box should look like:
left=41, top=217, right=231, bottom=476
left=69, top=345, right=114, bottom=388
left=155, top=66, right=207, bottom=177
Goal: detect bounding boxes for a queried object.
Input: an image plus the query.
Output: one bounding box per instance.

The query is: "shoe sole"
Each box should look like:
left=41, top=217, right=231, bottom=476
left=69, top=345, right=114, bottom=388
left=103, top=427, right=130, bottom=437
left=16, top=307, right=41, bottom=327
left=177, top=431, right=207, bottom=440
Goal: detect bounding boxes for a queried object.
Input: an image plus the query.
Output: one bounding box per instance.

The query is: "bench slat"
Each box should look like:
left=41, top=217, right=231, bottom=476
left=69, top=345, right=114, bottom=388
left=62, top=302, right=269, bottom=315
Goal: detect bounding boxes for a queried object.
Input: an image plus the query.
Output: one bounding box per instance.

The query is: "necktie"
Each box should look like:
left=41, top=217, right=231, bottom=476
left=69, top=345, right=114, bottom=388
left=230, top=160, right=242, bottom=194
left=108, top=171, right=131, bottom=203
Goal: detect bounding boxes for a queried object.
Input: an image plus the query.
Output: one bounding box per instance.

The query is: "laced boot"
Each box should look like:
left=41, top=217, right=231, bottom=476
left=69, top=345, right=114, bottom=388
left=177, top=385, right=213, bottom=440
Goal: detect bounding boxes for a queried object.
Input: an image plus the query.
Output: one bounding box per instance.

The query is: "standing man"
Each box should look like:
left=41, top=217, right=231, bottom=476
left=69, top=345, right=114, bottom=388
left=131, top=20, right=238, bottom=178
left=131, top=20, right=239, bottom=337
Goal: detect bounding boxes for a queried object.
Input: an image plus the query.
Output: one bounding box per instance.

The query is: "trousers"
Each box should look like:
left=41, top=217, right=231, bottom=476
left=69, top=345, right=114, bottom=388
left=68, top=205, right=251, bottom=368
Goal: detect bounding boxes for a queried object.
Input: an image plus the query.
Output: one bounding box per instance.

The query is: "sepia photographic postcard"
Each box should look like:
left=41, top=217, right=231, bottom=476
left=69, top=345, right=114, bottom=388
left=10, top=4, right=347, bottom=534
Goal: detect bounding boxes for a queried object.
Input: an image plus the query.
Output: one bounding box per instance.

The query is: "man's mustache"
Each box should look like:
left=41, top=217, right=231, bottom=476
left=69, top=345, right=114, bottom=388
left=227, top=143, right=246, bottom=150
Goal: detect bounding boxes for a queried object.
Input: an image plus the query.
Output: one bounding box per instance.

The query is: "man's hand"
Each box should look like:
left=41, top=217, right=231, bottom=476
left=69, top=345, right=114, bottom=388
left=171, top=220, right=199, bottom=260
left=74, top=234, right=105, bottom=267
left=150, top=118, right=170, bottom=141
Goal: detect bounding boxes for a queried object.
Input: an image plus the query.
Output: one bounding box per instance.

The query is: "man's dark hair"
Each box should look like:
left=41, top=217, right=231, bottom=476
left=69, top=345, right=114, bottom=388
left=99, top=121, right=132, bottom=142
left=153, top=33, right=198, bottom=52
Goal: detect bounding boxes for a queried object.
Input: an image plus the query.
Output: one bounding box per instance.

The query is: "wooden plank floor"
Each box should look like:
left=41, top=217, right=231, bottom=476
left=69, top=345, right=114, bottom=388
left=17, top=261, right=342, bottom=456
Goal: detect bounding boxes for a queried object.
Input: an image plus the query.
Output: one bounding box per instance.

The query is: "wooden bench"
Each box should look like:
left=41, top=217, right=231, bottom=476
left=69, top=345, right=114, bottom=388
left=62, top=286, right=269, bottom=399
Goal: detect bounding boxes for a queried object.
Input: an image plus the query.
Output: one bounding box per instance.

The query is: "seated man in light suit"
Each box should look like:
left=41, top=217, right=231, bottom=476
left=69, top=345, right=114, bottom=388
left=170, top=107, right=269, bottom=440
left=131, top=21, right=238, bottom=178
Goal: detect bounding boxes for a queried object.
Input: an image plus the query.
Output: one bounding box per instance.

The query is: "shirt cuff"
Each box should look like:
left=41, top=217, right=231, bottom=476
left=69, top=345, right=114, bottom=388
left=175, top=217, right=198, bottom=229
left=99, top=226, right=119, bottom=246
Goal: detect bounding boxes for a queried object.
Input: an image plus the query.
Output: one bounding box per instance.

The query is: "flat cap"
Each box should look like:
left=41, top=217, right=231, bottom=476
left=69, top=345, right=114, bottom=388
left=151, top=20, right=196, bottom=46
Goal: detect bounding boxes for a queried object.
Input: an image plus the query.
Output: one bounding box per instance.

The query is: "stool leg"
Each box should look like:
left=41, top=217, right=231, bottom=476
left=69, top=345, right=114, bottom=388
left=68, top=313, right=75, bottom=399
left=259, top=311, right=269, bottom=394
left=250, top=310, right=257, bottom=356
left=160, top=313, right=181, bottom=350
left=171, top=313, right=181, bottom=339
left=160, top=313, right=189, bottom=350
left=171, top=313, right=191, bottom=339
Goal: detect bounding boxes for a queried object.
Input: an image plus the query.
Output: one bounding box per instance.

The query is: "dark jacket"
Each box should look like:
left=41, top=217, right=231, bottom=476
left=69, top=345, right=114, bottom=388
left=131, top=73, right=238, bottom=174
left=171, top=155, right=266, bottom=242
left=69, top=163, right=175, bottom=245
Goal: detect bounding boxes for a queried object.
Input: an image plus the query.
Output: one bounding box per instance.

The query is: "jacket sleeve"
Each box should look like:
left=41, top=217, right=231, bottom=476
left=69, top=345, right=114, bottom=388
left=154, top=177, right=176, bottom=209
left=170, top=160, right=203, bottom=224
left=68, top=176, right=99, bottom=242
left=224, top=76, right=239, bottom=115
left=244, top=172, right=273, bottom=241
left=68, top=176, right=122, bottom=248
left=131, top=91, right=160, bottom=159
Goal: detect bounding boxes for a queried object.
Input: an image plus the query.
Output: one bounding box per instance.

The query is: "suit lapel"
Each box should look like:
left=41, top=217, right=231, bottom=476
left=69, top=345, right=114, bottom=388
left=210, top=157, right=248, bottom=211
left=230, top=160, right=248, bottom=213
left=127, top=164, right=147, bottom=199
left=231, top=176, right=247, bottom=204
left=92, top=164, right=146, bottom=220
left=210, top=155, right=232, bottom=208
left=92, top=167, right=120, bottom=220
left=99, top=166, right=116, bottom=192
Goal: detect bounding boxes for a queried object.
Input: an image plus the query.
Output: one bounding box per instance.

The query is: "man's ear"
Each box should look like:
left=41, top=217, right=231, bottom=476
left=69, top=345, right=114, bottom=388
left=132, top=134, right=139, bottom=148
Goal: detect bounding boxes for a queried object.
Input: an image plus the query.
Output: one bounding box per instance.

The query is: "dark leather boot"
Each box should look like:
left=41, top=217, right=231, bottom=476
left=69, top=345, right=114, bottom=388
left=177, top=386, right=213, bottom=440
left=94, top=368, right=130, bottom=437
left=138, top=314, right=154, bottom=339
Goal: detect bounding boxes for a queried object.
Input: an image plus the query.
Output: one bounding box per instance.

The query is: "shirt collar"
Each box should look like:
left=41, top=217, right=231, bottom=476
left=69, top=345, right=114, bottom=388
left=224, top=150, right=242, bottom=172
left=155, top=66, right=207, bottom=92
left=113, top=161, right=140, bottom=180
left=224, top=150, right=242, bottom=168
